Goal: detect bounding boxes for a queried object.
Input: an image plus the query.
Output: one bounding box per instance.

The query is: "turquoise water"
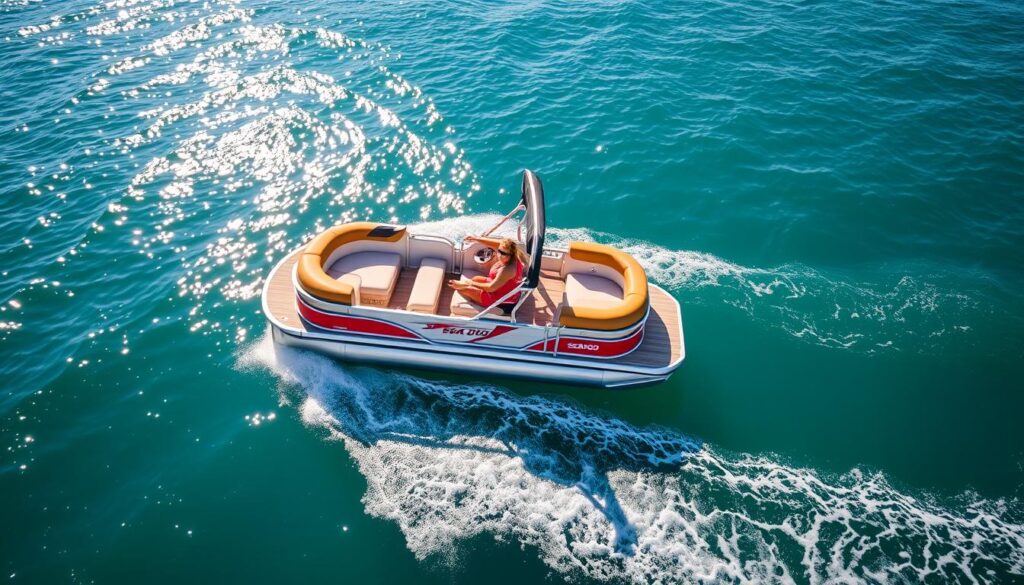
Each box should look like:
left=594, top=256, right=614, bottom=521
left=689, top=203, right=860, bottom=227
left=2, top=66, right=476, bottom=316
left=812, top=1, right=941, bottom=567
left=2, top=0, right=1024, bottom=582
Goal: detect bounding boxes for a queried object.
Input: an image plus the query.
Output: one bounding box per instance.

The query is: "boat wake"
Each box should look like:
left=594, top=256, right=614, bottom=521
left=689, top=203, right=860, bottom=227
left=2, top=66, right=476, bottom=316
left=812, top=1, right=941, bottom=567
left=411, top=214, right=983, bottom=353
left=242, top=336, right=1024, bottom=584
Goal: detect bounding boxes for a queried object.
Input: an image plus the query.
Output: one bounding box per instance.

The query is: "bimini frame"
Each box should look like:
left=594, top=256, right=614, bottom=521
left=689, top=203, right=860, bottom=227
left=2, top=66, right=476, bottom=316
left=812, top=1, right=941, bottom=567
left=468, top=169, right=547, bottom=322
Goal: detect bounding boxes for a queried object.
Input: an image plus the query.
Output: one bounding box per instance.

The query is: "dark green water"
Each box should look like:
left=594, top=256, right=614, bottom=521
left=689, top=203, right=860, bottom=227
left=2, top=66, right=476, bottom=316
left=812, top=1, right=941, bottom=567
left=2, top=0, right=1023, bottom=582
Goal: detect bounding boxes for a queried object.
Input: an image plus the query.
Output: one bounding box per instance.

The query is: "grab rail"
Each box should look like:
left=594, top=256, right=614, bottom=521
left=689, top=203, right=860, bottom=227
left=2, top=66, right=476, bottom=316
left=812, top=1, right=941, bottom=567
left=409, top=233, right=455, bottom=245
left=549, top=303, right=564, bottom=354
left=471, top=283, right=532, bottom=321
left=408, top=233, right=456, bottom=272
left=482, top=204, right=525, bottom=237
left=552, top=326, right=563, bottom=356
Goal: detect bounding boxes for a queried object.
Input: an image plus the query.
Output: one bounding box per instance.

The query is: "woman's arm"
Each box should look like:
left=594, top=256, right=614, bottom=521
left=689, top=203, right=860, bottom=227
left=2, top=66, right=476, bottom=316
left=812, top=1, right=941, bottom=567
left=465, top=235, right=503, bottom=249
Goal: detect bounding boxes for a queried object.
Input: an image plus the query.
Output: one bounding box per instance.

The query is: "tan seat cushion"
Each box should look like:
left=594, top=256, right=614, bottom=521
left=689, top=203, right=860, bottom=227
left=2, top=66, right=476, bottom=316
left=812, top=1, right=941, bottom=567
left=450, top=270, right=505, bottom=317
left=326, top=251, right=401, bottom=306
left=564, top=273, right=623, bottom=311
left=407, top=257, right=447, bottom=314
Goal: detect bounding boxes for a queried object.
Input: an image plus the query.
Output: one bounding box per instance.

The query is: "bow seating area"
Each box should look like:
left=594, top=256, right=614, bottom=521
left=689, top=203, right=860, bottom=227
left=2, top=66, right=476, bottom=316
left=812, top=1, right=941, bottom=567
left=557, top=241, right=649, bottom=331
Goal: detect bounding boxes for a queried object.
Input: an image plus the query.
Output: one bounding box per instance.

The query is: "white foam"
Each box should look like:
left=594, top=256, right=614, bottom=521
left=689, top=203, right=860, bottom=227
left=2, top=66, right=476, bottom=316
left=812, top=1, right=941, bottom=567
left=241, top=336, right=1024, bottom=584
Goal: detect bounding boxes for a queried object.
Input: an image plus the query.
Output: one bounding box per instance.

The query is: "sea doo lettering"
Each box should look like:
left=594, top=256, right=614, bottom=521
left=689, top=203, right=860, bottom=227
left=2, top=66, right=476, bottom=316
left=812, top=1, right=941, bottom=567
left=441, top=327, right=491, bottom=336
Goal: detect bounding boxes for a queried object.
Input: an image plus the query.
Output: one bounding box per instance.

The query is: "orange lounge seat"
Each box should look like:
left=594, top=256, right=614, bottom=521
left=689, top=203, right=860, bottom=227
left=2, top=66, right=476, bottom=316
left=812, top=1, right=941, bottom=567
left=558, top=241, right=648, bottom=331
left=296, top=222, right=405, bottom=306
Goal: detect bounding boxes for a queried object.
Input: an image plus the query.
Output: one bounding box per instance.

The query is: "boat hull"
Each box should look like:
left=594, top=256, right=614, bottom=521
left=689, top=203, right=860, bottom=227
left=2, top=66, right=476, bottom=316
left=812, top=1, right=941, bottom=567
left=269, top=322, right=672, bottom=388
left=262, top=234, right=684, bottom=389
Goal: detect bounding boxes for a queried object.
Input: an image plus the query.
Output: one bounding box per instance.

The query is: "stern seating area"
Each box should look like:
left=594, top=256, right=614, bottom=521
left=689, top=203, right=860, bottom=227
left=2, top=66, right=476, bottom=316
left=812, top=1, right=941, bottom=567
left=565, top=273, right=623, bottom=310
left=296, top=222, right=450, bottom=314
left=296, top=222, right=406, bottom=307
left=558, top=241, right=649, bottom=331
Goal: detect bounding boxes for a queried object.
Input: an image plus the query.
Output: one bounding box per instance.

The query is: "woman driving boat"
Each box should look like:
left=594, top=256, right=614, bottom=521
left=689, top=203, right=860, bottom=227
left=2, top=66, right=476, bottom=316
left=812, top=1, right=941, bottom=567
left=447, top=236, right=524, bottom=308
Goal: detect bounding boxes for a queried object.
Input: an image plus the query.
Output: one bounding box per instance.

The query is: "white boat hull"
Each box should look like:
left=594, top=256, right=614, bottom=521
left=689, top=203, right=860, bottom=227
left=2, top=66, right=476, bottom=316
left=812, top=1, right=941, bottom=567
left=261, top=171, right=684, bottom=389
left=269, top=321, right=672, bottom=388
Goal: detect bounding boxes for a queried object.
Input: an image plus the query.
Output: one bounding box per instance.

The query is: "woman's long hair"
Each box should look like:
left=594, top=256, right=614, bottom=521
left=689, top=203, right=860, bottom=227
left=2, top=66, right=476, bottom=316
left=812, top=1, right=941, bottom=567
left=501, top=237, right=529, bottom=265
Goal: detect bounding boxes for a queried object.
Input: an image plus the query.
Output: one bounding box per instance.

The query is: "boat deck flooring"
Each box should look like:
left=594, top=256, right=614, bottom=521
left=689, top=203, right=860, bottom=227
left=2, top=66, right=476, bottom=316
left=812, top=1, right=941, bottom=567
left=264, top=250, right=682, bottom=369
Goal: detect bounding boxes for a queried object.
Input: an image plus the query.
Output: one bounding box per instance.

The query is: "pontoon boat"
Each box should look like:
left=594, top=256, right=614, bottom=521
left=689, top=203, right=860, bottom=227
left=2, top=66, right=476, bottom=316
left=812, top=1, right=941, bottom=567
left=261, top=171, right=684, bottom=388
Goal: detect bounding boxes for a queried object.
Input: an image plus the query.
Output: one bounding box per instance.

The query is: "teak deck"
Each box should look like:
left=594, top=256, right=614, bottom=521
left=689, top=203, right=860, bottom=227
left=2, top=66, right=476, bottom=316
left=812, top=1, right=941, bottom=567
left=265, top=250, right=682, bottom=369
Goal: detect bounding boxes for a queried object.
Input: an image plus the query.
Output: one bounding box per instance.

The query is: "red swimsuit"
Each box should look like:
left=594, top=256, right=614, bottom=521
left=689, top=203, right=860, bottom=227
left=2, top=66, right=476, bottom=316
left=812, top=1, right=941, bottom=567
left=479, top=259, right=523, bottom=307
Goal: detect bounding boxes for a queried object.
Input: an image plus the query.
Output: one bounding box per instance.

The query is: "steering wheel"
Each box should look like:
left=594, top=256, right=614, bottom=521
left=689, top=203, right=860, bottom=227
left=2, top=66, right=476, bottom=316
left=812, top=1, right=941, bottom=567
left=473, top=246, right=495, bottom=264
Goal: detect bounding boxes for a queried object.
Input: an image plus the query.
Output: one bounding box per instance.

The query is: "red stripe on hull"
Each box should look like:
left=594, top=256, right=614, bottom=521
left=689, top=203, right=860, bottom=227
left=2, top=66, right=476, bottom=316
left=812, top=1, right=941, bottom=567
left=296, top=295, right=643, bottom=359
left=468, top=325, right=517, bottom=343
left=297, top=297, right=422, bottom=340
left=524, top=327, right=644, bottom=358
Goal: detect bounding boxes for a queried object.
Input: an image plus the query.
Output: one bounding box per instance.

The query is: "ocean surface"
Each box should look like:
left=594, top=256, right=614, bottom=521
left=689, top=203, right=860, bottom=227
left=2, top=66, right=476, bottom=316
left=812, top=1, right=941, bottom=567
left=2, top=0, right=1023, bottom=582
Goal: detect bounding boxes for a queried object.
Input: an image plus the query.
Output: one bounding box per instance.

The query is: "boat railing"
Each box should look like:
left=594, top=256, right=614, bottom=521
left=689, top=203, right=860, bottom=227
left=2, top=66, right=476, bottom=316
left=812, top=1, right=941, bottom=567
left=471, top=281, right=534, bottom=322
left=407, top=233, right=457, bottom=273
left=482, top=203, right=525, bottom=237
left=541, top=322, right=566, bottom=356
left=407, top=233, right=455, bottom=244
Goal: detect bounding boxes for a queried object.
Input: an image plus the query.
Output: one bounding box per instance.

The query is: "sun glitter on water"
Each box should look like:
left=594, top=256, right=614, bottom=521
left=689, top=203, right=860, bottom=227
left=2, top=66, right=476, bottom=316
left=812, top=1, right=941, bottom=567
left=10, top=1, right=482, bottom=355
